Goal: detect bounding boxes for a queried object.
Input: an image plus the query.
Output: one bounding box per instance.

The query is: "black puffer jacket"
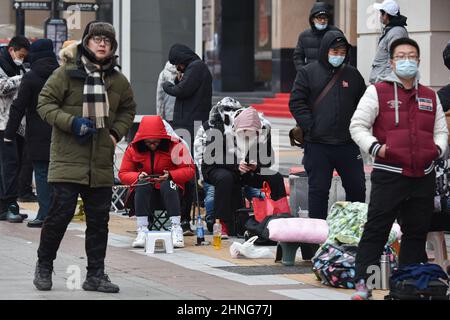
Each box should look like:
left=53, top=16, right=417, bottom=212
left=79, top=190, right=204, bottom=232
left=289, top=30, right=367, bottom=145
left=293, top=2, right=341, bottom=71
left=5, top=56, right=59, bottom=161
left=438, top=85, right=450, bottom=112
left=163, top=44, right=212, bottom=131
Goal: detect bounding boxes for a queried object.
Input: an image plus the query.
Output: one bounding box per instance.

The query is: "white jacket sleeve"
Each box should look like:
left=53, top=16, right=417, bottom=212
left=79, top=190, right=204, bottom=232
left=156, top=72, right=165, bottom=118
left=193, top=124, right=207, bottom=181
left=350, top=85, right=381, bottom=156
left=434, top=94, right=449, bottom=157
left=0, top=73, right=22, bottom=96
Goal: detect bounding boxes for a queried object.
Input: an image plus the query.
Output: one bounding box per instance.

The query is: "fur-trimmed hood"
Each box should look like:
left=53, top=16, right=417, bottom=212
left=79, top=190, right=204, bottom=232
left=59, top=41, right=80, bottom=64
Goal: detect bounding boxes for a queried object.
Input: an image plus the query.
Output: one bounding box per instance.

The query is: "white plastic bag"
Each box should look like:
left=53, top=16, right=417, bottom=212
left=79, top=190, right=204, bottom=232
left=229, top=236, right=274, bottom=259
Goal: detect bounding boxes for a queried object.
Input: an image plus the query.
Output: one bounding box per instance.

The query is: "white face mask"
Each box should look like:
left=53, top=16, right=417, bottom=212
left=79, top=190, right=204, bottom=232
left=11, top=51, right=23, bottom=66
left=235, top=132, right=258, bottom=161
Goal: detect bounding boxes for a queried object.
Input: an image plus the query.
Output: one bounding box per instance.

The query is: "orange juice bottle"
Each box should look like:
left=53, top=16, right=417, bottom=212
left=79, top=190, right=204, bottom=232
left=213, top=219, right=222, bottom=250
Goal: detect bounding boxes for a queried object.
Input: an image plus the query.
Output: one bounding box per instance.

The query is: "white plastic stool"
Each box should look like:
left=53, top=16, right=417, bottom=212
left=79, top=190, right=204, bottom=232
left=145, top=231, right=174, bottom=254
left=426, top=232, right=450, bottom=270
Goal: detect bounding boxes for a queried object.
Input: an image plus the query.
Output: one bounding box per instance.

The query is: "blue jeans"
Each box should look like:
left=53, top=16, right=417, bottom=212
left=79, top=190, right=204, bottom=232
left=33, top=161, right=52, bottom=221
left=244, top=185, right=265, bottom=201
left=203, top=181, right=215, bottom=222
left=202, top=181, right=265, bottom=222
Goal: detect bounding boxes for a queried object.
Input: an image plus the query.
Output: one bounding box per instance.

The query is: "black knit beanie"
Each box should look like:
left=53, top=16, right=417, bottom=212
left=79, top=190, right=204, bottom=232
left=29, top=39, right=56, bottom=64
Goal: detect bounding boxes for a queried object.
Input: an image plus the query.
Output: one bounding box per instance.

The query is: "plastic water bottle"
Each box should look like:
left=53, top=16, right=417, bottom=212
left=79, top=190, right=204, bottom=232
left=196, top=215, right=205, bottom=245
left=213, top=219, right=222, bottom=250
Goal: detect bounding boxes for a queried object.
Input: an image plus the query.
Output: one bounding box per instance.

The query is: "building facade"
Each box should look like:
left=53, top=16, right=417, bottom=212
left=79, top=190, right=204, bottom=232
left=358, top=0, right=450, bottom=89
left=1, top=0, right=449, bottom=115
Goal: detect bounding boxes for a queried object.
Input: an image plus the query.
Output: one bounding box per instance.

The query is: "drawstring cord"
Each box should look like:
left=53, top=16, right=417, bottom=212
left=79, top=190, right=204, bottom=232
left=394, top=79, right=420, bottom=127
left=394, top=82, right=399, bottom=127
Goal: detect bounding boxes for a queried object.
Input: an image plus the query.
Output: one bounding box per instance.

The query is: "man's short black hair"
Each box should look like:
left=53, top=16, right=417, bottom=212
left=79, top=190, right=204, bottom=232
left=389, top=37, right=420, bottom=59
left=8, top=35, right=30, bottom=51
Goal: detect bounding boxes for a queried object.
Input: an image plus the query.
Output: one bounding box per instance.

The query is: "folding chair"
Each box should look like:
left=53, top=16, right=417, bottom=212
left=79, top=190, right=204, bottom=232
left=111, top=184, right=130, bottom=213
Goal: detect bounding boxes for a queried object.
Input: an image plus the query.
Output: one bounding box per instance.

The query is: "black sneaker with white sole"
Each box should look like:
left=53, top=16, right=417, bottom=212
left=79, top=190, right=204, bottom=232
left=181, top=220, right=194, bottom=236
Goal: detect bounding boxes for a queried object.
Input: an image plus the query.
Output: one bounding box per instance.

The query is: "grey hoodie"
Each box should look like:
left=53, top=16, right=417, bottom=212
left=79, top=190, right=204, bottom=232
left=156, top=61, right=177, bottom=121
left=369, top=17, right=408, bottom=84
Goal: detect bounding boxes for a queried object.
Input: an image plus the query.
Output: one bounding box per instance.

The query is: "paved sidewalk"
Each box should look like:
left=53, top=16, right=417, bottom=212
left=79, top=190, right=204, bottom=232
left=0, top=201, right=401, bottom=301
left=0, top=115, right=403, bottom=301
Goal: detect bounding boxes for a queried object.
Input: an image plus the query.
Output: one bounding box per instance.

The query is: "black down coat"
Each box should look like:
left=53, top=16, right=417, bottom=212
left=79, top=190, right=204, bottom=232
left=292, top=2, right=341, bottom=71
left=5, top=56, right=59, bottom=161
left=289, top=30, right=367, bottom=145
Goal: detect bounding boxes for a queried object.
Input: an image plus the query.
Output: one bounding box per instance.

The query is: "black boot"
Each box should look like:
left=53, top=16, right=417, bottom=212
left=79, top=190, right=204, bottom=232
left=205, top=215, right=215, bottom=233
left=27, top=219, right=44, bottom=228
left=82, top=272, right=120, bottom=293
left=33, top=262, right=53, bottom=291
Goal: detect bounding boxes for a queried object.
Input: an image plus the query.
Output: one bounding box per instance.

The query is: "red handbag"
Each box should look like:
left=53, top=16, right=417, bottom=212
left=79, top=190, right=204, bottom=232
left=252, top=182, right=291, bottom=222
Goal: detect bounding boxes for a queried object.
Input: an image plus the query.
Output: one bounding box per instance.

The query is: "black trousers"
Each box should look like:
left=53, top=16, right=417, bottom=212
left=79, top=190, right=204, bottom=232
left=172, top=124, right=197, bottom=223
left=207, top=168, right=286, bottom=232
left=18, top=138, right=34, bottom=197
left=181, top=178, right=194, bottom=222
left=134, top=180, right=181, bottom=218
left=0, top=131, right=21, bottom=207
left=304, top=142, right=366, bottom=220
left=430, top=211, right=450, bottom=232
left=355, top=170, right=435, bottom=281
left=38, top=183, right=112, bottom=277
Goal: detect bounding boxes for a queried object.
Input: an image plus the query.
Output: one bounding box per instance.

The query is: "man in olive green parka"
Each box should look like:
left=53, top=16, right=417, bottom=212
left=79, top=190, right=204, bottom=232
left=33, top=21, right=136, bottom=293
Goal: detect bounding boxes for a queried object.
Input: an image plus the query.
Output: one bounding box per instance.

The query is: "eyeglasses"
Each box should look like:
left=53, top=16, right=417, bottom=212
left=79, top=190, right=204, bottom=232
left=92, top=36, right=112, bottom=46
left=393, top=55, right=419, bottom=61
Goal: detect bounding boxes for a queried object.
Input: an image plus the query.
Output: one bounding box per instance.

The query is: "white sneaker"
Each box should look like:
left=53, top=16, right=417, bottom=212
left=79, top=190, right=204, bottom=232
left=171, top=224, right=185, bottom=248
left=132, top=228, right=147, bottom=248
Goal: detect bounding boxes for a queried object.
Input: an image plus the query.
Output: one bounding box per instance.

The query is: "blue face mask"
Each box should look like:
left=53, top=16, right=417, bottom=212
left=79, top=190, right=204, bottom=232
left=328, top=55, right=345, bottom=68
left=395, top=59, right=418, bottom=79
left=315, top=23, right=328, bottom=31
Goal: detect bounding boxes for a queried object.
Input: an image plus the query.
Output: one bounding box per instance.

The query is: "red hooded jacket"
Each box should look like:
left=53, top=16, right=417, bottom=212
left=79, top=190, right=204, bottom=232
left=119, top=116, right=195, bottom=190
